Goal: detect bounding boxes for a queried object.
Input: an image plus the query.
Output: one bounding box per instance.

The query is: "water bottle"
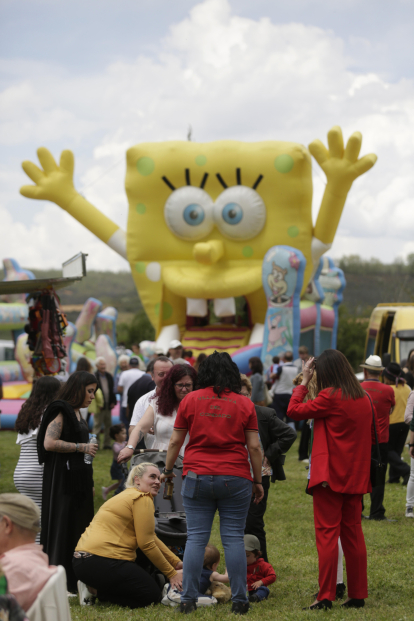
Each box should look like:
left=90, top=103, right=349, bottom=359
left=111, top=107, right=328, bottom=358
left=84, top=434, right=98, bottom=464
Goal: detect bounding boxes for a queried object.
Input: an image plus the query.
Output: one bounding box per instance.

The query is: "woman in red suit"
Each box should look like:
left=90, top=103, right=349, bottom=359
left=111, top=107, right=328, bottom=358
left=287, top=349, right=374, bottom=610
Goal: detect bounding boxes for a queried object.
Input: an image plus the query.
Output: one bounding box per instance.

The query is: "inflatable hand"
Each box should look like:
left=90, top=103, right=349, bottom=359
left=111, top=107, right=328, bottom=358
left=310, top=126, right=377, bottom=246
left=20, top=148, right=127, bottom=258
left=309, top=126, right=377, bottom=195
left=20, top=148, right=77, bottom=206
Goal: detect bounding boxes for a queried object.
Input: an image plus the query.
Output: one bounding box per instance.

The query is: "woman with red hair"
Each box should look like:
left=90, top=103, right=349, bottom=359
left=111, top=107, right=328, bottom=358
left=118, top=364, right=197, bottom=462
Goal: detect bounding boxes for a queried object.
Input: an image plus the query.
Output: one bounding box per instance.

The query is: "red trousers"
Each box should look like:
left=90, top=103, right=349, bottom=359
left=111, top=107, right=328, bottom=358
left=313, top=484, right=368, bottom=601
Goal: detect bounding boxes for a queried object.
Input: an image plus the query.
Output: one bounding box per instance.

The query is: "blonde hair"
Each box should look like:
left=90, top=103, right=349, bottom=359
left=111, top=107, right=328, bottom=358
left=240, top=374, right=252, bottom=395
left=125, top=462, right=159, bottom=488
left=293, top=372, right=318, bottom=401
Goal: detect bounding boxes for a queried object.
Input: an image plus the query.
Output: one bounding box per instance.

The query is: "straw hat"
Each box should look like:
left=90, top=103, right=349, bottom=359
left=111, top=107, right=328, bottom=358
left=360, top=355, right=384, bottom=371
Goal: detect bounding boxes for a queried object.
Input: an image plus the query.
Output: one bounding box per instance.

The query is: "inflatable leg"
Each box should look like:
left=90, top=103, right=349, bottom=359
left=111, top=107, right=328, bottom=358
left=95, top=308, right=118, bottom=347
left=75, top=298, right=102, bottom=344
left=95, top=334, right=118, bottom=376
left=319, top=257, right=346, bottom=349
left=260, top=246, right=306, bottom=370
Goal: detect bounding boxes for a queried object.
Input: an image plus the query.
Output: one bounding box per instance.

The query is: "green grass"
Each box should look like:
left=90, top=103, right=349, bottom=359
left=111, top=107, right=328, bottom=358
left=1, top=430, right=412, bottom=620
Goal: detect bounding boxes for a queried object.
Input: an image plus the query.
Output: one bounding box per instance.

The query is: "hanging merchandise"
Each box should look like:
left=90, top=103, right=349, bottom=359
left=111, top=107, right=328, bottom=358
left=25, top=291, right=68, bottom=377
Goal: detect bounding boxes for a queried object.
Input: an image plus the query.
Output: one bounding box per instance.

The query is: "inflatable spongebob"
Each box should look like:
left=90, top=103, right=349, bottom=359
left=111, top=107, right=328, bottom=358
left=20, top=127, right=376, bottom=355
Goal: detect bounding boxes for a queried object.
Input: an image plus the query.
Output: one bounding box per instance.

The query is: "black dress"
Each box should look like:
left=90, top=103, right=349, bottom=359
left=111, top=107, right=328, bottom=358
left=37, top=400, right=94, bottom=592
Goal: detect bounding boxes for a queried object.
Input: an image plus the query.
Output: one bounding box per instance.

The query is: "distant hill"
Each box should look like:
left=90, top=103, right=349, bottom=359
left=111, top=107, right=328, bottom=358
left=2, top=255, right=414, bottom=324
left=337, top=255, right=414, bottom=316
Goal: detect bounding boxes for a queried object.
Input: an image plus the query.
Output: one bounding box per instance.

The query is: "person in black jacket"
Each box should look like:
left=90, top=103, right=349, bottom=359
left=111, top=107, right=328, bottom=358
left=94, top=358, right=117, bottom=449
left=240, top=374, right=297, bottom=562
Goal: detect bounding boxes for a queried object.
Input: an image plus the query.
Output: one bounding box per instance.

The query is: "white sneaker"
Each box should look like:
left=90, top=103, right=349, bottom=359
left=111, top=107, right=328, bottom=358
left=77, top=580, right=96, bottom=605
left=160, top=584, right=217, bottom=608
left=405, top=506, right=414, bottom=518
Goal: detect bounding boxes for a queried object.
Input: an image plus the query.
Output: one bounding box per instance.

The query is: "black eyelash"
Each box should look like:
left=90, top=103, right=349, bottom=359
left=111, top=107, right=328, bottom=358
left=252, top=175, right=263, bottom=190
left=162, top=176, right=176, bottom=191
left=200, top=173, right=209, bottom=189
left=216, top=173, right=228, bottom=189
left=163, top=169, right=262, bottom=192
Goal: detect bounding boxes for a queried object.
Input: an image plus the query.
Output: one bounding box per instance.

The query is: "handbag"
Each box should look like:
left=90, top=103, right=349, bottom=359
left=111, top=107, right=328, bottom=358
left=364, top=391, right=385, bottom=487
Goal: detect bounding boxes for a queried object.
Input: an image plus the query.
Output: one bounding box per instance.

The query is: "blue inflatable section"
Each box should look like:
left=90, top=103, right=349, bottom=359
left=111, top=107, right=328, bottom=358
left=231, top=344, right=262, bottom=374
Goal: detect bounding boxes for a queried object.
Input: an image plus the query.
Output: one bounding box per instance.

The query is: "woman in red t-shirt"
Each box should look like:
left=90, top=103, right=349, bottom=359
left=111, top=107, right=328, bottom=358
left=161, top=352, right=263, bottom=615
left=287, top=349, right=373, bottom=611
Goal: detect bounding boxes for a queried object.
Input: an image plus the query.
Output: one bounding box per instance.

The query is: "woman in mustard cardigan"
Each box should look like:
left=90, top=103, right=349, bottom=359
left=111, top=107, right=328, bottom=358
left=72, top=462, right=183, bottom=608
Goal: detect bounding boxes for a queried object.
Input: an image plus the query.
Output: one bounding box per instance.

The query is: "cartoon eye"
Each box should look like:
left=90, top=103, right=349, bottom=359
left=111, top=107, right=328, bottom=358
left=214, top=186, right=266, bottom=240
left=164, top=187, right=214, bottom=240
left=222, top=203, right=243, bottom=225
left=183, top=204, right=205, bottom=226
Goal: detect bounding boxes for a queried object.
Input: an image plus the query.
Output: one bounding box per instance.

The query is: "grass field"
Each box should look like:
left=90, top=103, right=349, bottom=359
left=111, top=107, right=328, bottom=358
left=0, top=430, right=412, bottom=620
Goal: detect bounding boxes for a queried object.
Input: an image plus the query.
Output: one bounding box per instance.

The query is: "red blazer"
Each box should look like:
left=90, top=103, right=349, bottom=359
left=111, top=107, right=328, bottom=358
left=288, top=385, right=374, bottom=495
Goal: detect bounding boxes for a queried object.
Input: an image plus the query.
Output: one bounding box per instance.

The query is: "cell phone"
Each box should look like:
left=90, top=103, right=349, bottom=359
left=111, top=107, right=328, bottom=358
left=187, top=470, right=198, bottom=479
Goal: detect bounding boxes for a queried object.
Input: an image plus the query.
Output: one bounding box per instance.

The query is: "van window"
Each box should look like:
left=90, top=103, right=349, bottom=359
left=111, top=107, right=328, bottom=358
left=400, top=340, right=414, bottom=363
left=379, top=313, right=394, bottom=356
left=391, top=337, right=396, bottom=361
left=366, top=336, right=376, bottom=357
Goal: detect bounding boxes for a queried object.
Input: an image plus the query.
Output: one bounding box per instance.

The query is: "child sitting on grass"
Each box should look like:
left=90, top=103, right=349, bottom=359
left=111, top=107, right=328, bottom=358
left=102, top=424, right=127, bottom=500
left=199, top=544, right=229, bottom=595
left=245, top=535, right=276, bottom=602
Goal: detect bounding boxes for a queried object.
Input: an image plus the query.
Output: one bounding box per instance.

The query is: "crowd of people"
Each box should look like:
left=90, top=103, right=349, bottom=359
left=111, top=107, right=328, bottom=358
left=1, top=338, right=413, bottom=617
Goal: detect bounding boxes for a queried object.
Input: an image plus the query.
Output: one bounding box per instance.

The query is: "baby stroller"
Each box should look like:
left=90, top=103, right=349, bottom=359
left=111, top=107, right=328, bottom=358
left=131, top=450, right=187, bottom=555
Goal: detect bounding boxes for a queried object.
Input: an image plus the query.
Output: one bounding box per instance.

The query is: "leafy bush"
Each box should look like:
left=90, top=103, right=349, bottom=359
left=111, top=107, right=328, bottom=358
left=116, top=310, right=155, bottom=346
left=336, top=305, right=368, bottom=371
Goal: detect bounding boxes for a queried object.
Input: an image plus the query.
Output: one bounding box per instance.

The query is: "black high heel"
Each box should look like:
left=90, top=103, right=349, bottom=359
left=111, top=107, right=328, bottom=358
left=303, top=599, right=332, bottom=610
left=179, top=601, right=197, bottom=614
left=335, top=582, right=346, bottom=600
left=314, top=582, right=346, bottom=601
left=341, top=598, right=365, bottom=608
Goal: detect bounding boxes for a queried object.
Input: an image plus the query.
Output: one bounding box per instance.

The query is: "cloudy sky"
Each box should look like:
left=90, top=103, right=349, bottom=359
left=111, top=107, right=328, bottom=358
left=1, top=0, right=413, bottom=271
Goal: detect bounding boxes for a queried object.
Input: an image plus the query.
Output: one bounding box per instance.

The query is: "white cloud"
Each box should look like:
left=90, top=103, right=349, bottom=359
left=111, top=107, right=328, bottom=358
left=0, top=0, right=414, bottom=270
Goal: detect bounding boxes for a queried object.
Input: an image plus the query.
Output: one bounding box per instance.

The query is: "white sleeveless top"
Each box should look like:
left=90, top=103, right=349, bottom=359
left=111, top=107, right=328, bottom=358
left=151, top=398, right=189, bottom=457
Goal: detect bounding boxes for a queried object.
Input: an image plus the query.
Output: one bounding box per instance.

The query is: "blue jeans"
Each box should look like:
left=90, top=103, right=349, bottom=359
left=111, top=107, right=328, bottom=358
left=250, top=585, right=269, bottom=601
left=181, top=474, right=252, bottom=604
left=120, top=406, right=129, bottom=437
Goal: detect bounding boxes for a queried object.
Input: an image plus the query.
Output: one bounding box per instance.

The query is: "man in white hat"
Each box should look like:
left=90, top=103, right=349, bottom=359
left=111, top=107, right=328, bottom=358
left=168, top=340, right=184, bottom=361
left=360, top=355, right=395, bottom=521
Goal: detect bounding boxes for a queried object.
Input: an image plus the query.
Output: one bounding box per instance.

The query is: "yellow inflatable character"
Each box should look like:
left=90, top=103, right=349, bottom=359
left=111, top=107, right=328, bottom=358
left=20, top=127, right=376, bottom=351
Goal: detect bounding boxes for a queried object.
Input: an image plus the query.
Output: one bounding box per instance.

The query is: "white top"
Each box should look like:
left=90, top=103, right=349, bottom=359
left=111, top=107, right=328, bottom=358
left=79, top=407, right=89, bottom=421
left=151, top=398, right=188, bottom=457
left=130, top=388, right=157, bottom=448
left=118, top=368, right=145, bottom=407
left=130, top=388, right=157, bottom=426
left=16, top=427, right=39, bottom=445
left=273, top=363, right=298, bottom=395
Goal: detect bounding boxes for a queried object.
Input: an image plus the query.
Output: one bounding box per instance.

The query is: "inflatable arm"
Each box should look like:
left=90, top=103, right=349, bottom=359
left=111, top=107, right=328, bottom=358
left=309, top=126, right=377, bottom=269
left=20, top=148, right=127, bottom=259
